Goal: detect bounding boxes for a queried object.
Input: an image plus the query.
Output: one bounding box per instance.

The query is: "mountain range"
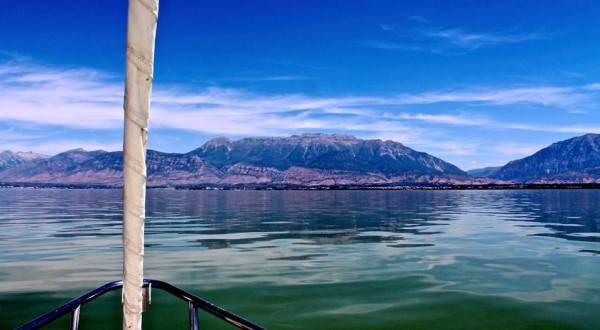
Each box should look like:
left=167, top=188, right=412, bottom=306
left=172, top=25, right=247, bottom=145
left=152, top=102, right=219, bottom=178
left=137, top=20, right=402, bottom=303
left=0, top=134, right=474, bottom=187
left=1, top=133, right=599, bottom=187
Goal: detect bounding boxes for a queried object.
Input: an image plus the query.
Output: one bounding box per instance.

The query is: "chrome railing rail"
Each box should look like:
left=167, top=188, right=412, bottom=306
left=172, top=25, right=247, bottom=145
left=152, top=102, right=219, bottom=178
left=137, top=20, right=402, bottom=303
left=16, top=279, right=266, bottom=330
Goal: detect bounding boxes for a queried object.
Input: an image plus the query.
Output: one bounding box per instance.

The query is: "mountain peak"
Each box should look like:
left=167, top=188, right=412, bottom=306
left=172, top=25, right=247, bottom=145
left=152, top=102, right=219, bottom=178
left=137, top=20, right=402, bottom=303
left=191, top=133, right=465, bottom=176
left=62, top=148, right=87, bottom=153
left=203, top=137, right=232, bottom=147
left=13, top=151, right=49, bottom=160
left=0, top=150, right=48, bottom=171
left=290, top=133, right=359, bottom=143
left=582, top=133, right=599, bottom=147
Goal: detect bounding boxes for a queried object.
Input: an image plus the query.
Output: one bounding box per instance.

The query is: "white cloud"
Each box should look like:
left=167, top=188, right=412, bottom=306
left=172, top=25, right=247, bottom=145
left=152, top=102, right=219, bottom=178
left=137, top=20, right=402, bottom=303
left=0, top=129, right=43, bottom=141
left=503, top=123, right=600, bottom=134
left=394, top=86, right=590, bottom=108
left=364, top=23, right=548, bottom=54
left=222, top=75, right=311, bottom=82
left=357, top=40, right=424, bottom=51
left=428, top=141, right=479, bottom=156
left=407, top=16, right=430, bottom=24
left=583, top=83, right=600, bottom=91
left=392, top=113, right=488, bottom=126
left=422, top=28, right=546, bottom=50
left=379, top=24, right=394, bottom=31
left=385, top=112, right=600, bottom=135
left=2, top=59, right=598, bottom=135
left=1, top=58, right=600, bottom=163
left=0, top=61, right=122, bottom=128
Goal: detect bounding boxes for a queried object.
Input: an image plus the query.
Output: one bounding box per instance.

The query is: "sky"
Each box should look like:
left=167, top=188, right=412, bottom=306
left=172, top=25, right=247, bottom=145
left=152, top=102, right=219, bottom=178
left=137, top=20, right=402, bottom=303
left=1, top=0, right=600, bottom=170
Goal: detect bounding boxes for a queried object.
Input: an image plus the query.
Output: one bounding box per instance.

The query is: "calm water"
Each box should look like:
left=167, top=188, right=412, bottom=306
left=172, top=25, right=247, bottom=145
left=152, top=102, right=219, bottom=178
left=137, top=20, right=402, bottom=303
left=1, top=188, right=600, bottom=329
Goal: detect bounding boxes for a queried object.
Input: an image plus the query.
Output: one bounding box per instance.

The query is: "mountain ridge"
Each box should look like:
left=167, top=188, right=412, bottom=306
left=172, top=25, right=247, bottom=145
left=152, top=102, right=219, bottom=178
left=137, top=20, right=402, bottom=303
left=4, top=133, right=600, bottom=187
left=0, top=134, right=473, bottom=187
left=0, top=150, right=48, bottom=172
left=491, top=133, right=600, bottom=183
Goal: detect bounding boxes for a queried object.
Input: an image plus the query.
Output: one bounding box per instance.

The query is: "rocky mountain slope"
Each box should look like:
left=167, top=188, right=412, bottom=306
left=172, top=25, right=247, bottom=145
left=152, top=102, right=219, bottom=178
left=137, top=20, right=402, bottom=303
left=491, top=133, right=600, bottom=183
left=0, top=150, right=48, bottom=172
left=0, top=134, right=472, bottom=187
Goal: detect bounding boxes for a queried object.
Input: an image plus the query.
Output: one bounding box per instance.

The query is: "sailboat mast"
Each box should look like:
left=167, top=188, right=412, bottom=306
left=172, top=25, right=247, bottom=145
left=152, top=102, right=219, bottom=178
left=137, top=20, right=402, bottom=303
left=122, top=0, right=159, bottom=329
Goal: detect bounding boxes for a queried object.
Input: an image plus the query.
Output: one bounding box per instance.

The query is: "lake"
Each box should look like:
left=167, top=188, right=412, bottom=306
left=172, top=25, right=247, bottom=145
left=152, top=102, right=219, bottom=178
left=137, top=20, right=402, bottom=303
left=1, top=188, right=600, bottom=329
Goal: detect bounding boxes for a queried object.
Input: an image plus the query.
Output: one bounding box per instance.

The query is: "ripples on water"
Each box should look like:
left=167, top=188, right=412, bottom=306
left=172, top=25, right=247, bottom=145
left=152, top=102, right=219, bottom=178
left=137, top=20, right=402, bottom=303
left=1, top=188, right=600, bottom=329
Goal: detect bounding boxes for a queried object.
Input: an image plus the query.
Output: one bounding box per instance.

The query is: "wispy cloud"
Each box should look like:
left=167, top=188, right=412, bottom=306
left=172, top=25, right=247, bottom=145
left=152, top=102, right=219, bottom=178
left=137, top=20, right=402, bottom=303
left=0, top=129, right=43, bottom=141
left=357, top=40, right=424, bottom=51
left=407, top=16, right=430, bottom=24
left=220, top=75, right=312, bottom=82
left=379, top=24, right=395, bottom=31
left=506, top=124, right=600, bottom=135
left=1, top=58, right=600, bottom=161
left=424, top=140, right=479, bottom=156
left=2, top=59, right=599, bottom=131
left=421, top=28, right=546, bottom=50
left=256, top=59, right=325, bottom=71
left=493, top=143, right=545, bottom=156
left=363, top=20, right=549, bottom=54
left=391, top=113, right=488, bottom=126
left=0, top=60, right=122, bottom=129
left=394, top=112, right=600, bottom=135
left=394, top=86, right=591, bottom=108
left=374, top=132, right=481, bottom=158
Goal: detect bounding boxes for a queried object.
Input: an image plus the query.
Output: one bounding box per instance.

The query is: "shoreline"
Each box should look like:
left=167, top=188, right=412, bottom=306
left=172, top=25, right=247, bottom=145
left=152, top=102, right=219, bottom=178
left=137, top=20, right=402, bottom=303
left=2, top=182, right=600, bottom=190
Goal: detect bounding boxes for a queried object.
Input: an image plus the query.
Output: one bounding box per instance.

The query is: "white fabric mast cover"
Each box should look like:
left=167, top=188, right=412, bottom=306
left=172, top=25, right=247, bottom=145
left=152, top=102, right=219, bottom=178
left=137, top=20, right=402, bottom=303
left=122, top=0, right=158, bottom=329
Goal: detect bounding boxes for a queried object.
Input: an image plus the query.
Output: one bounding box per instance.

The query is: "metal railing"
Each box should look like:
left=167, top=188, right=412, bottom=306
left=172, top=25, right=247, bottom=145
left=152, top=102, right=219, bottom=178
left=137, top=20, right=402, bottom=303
left=16, top=279, right=266, bottom=330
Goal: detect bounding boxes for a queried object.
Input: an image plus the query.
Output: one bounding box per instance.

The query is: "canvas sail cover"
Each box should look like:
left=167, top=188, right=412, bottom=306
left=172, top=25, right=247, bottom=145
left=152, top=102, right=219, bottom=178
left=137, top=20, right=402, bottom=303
left=122, top=0, right=158, bottom=329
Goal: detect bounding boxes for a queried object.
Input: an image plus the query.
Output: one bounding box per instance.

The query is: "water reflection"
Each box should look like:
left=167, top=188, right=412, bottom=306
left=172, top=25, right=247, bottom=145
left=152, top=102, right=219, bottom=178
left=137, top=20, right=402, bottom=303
left=146, top=190, right=460, bottom=249
left=1, top=188, right=600, bottom=329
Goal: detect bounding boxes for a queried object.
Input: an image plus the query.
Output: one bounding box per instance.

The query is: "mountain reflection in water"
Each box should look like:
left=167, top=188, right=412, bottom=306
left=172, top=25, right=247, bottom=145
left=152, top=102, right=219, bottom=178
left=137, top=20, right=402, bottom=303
left=1, top=189, right=600, bottom=329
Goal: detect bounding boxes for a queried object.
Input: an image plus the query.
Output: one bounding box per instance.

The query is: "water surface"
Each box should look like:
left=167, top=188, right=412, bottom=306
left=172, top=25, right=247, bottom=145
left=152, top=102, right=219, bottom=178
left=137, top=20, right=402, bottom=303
left=1, top=188, right=600, bottom=329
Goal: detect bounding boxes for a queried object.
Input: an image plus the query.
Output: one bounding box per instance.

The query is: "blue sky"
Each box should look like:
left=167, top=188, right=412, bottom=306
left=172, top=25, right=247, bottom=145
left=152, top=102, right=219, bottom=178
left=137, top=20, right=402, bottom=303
left=1, top=0, right=600, bottom=170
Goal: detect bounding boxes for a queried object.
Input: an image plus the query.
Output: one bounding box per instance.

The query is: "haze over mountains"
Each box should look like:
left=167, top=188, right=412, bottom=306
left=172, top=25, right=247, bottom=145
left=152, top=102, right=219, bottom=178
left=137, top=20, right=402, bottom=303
left=466, top=166, right=502, bottom=178
left=1, top=133, right=599, bottom=187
